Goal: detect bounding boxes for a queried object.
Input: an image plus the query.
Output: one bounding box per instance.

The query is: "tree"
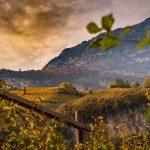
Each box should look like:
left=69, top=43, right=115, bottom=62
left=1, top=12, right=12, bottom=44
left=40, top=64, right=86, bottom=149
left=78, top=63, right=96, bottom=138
left=124, top=80, right=130, bottom=88
left=108, top=78, right=130, bottom=88
left=130, top=81, right=139, bottom=88
left=142, top=78, right=150, bottom=88
left=56, top=82, right=79, bottom=95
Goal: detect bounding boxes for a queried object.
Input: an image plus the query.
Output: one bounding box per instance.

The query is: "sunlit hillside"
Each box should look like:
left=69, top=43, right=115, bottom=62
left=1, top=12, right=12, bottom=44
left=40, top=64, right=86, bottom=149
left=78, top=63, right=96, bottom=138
left=6, top=84, right=150, bottom=145
left=11, top=87, right=84, bottom=110
left=12, top=87, right=150, bottom=115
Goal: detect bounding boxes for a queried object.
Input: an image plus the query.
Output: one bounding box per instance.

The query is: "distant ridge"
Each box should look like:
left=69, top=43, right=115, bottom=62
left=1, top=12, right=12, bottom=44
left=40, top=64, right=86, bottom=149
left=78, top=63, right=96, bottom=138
left=44, top=17, right=150, bottom=75
left=0, top=18, right=150, bottom=89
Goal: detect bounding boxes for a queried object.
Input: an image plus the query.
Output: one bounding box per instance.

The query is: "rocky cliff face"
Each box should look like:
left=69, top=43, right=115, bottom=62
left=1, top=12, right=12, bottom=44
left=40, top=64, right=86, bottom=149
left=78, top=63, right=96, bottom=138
left=44, top=17, right=150, bottom=75
left=106, top=102, right=149, bottom=137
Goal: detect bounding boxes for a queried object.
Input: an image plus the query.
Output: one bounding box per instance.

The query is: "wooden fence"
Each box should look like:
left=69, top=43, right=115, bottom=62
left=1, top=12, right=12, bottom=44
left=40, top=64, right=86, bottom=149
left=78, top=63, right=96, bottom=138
left=0, top=89, right=90, bottom=146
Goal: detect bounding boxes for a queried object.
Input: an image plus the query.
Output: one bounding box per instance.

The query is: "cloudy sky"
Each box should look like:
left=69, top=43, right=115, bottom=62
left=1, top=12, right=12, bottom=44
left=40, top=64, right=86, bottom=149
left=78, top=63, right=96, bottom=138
left=0, top=0, right=150, bottom=70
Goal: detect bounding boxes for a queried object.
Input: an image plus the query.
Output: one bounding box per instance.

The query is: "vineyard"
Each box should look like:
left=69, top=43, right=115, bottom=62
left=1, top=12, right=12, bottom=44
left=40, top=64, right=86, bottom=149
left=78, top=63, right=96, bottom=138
left=0, top=88, right=150, bottom=149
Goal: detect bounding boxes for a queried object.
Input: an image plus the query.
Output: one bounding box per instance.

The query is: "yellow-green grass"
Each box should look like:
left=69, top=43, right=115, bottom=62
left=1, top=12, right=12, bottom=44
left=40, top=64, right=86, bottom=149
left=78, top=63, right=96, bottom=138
left=57, top=88, right=150, bottom=115
left=11, top=87, right=83, bottom=110
left=12, top=87, right=150, bottom=113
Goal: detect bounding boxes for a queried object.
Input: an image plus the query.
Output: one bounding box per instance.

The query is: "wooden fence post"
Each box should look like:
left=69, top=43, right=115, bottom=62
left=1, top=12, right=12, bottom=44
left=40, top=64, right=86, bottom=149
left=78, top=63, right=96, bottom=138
left=75, top=111, right=84, bottom=149
left=24, top=87, right=26, bottom=95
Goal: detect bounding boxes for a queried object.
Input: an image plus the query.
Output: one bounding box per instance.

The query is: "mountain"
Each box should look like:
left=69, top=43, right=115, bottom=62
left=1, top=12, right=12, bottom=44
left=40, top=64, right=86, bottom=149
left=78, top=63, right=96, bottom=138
left=0, top=18, right=150, bottom=89
left=43, top=17, right=150, bottom=75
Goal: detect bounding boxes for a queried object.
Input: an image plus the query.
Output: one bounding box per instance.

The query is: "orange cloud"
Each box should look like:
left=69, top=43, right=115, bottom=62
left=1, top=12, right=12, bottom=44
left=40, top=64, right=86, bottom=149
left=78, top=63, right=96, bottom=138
left=0, top=0, right=149, bottom=70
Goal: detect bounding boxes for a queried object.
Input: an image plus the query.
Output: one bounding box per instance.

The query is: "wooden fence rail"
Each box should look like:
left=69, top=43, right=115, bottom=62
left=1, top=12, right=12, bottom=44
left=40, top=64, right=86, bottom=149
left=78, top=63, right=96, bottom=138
left=0, top=89, right=90, bottom=132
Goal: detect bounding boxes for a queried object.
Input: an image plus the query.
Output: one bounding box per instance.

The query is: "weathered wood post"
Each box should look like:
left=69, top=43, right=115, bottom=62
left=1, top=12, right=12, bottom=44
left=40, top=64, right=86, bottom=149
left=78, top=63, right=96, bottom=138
left=75, top=111, right=84, bottom=149
left=24, top=86, right=26, bottom=95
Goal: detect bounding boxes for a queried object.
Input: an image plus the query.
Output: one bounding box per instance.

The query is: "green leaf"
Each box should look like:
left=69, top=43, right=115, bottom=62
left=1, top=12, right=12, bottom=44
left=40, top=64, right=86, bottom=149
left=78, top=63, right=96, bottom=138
left=99, top=37, right=120, bottom=51
left=101, top=14, right=114, bottom=32
left=89, top=37, right=120, bottom=51
left=120, top=26, right=132, bottom=37
left=86, top=22, right=101, bottom=34
left=89, top=38, right=102, bottom=48
left=137, top=38, right=150, bottom=50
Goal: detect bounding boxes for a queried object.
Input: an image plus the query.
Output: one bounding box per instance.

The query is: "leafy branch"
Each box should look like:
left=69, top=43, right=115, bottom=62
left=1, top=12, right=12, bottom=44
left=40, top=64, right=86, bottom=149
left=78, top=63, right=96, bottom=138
left=87, top=14, right=150, bottom=51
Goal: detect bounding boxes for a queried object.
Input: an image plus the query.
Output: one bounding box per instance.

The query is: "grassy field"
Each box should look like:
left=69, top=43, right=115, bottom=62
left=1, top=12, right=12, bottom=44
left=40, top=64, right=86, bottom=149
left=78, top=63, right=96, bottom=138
left=11, top=87, right=83, bottom=110
left=57, top=87, right=150, bottom=117
left=12, top=87, right=150, bottom=113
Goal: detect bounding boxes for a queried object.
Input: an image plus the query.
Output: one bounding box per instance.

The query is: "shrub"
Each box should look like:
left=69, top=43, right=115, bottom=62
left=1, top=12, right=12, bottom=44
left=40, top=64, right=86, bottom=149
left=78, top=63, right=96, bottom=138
left=120, top=132, right=150, bottom=149
left=142, top=78, right=150, bottom=88
left=85, top=116, right=150, bottom=150
left=56, top=82, right=79, bottom=95
left=86, top=116, right=115, bottom=150
left=0, top=80, right=7, bottom=89
left=0, top=98, right=66, bottom=150
left=130, top=81, right=139, bottom=88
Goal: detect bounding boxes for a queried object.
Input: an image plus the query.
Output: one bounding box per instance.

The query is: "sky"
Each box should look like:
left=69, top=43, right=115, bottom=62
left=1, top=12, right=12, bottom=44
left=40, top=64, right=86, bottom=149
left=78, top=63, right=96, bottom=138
left=0, top=0, right=150, bottom=70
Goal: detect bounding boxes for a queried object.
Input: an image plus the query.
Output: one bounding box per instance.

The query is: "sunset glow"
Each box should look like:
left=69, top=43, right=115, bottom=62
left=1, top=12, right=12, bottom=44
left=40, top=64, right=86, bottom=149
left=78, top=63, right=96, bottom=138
left=0, top=0, right=150, bottom=70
